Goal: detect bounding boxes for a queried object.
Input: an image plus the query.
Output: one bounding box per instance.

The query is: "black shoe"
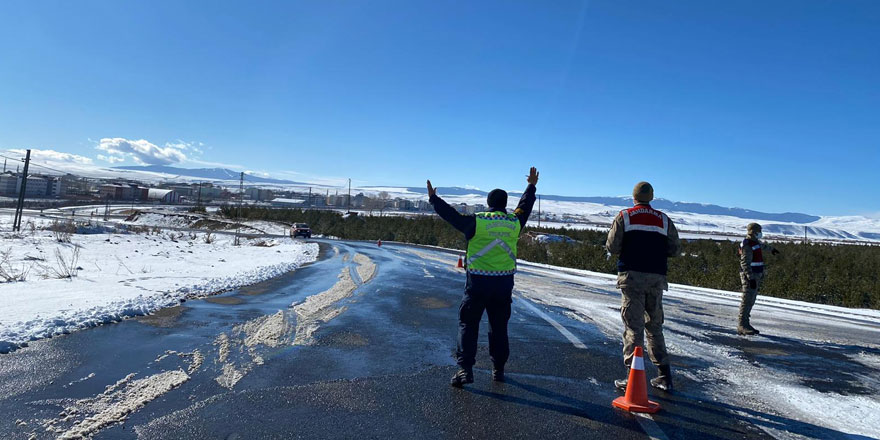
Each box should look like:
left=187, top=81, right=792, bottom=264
left=651, top=365, right=673, bottom=392
left=650, top=375, right=672, bottom=391
left=615, top=368, right=630, bottom=390
left=492, top=368, right=505, bottom=382
left=737, top=324, right=759, bottom=336
left=450, top=368, right=474, bottom=388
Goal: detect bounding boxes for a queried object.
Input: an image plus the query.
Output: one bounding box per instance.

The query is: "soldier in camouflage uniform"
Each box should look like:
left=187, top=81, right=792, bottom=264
left=606, top=182, right=682, bottom=392
left=738, top=223, right=779, bottom=335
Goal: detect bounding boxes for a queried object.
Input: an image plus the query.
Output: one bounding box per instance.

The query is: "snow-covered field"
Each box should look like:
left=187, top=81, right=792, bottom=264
left=0, top=215, right=318, bottom=353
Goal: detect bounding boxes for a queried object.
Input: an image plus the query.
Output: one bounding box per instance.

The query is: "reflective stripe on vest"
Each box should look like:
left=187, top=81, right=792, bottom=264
left=622, top=207, right=668, bottom=236
left=617, top=204, right=670, bottom=275
left=742, top=239, right=764, bottom=266
left=467, top=212, right=521, bottom=276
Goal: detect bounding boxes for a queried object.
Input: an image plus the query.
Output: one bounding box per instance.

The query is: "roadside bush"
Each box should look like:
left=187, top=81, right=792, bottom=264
left=43, top=247, right=81, bottom=279
left=48, top=220, right=76, bottom=243
left=0, top=248, right=32, bottom=282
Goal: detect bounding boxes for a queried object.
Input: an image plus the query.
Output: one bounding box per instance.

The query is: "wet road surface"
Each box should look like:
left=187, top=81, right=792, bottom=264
left=0, top=240, right=875, bottom=439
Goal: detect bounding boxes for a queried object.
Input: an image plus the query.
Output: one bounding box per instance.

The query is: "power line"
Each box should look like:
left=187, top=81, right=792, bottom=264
left=0, top=153, right=69, bottom=175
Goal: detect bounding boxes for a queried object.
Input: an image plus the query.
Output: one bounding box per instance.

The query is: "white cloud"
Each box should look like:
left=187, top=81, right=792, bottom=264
left=8, top=148, right=93, bottom=165
left=97, top=154, right=125, bottom=164
left=165, top=140, right=204, bottom=155
left=96, top=138, right=187, bottom=165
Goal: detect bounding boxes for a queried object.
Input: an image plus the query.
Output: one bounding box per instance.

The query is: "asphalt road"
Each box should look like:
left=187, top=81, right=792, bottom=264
left=0, top=239, right=874, bottom=439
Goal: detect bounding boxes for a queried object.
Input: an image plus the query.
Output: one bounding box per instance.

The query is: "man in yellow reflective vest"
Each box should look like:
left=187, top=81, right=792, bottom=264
left=427, top=167, right=538, bottom=387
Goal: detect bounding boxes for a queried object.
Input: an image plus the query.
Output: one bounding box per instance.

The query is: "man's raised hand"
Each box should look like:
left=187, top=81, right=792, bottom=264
left=427, top=180, right=437, bottom=198
left=527, top=167, right=539, bottom=185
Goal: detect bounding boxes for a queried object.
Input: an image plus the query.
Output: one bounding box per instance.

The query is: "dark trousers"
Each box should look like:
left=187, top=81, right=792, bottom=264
left=456, top=275, right=514, bottom=370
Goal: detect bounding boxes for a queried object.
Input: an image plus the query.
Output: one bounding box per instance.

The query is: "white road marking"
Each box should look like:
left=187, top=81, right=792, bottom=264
left=516, top=295, right=586, bottom=349
left=518, top=294, right=670, bottom=440
left=635, top=413, right=671, bottom=440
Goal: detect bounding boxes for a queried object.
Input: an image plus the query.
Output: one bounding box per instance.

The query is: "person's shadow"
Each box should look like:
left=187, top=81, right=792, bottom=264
left=468, top=376, right=878, bottom=440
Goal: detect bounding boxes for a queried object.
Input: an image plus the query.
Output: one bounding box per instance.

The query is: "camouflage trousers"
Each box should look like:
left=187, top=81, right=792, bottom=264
left=619, top=272, right=669, bottom=368
left=739, top=272, right=764, bottom=326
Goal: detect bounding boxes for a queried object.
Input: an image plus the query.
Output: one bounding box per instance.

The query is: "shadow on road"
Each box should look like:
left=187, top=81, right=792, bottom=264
left=656, top=391, right=879, bottom=440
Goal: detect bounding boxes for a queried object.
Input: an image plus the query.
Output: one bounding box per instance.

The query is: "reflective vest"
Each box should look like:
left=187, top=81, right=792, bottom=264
left=741, top=239, right=764, bottom=273
left=466, top=212, right=521, bottom=276
left=618, top=204, right=670, bottom=275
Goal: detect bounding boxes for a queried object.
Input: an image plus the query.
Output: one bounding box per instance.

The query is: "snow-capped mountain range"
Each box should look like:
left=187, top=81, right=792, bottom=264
left=5, top=156, right=879, bottom=243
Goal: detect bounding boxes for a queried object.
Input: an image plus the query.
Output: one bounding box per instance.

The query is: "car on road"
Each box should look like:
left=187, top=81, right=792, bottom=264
left=290, top=223, right=312, bottom=238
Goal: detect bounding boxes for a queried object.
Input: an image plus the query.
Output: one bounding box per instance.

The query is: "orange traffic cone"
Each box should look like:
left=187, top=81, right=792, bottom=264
left=612, top=346, right=661, bottom=413
left=456, top=256, right=464, bottom=268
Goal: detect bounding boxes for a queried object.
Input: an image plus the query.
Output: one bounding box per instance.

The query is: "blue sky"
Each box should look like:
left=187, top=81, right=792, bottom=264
left=1, top=1, right=878, bottom=215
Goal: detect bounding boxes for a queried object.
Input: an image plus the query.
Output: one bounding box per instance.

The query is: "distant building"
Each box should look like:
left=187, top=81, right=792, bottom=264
left=16, top=175, right=49, bottom=197
left=48, top=177, right=66, bottom=197
left=0, top=173, right=17, bottom=196
left=98, top=183, right=147, bottom=200
left=245, top=187, right=274, bottom=201
left=393, top=199, right=413, bottom=210
left=60, top=175, right=92, bottom=197
left=307, top=194, right=326, bottom=207
left=337, top=194, right=350, bottom=208
left=147, top=188, right=179, bottom=203
left=169, top=185, right=194, bottom=197
left=270, top=198, right=306, bottom=208
left=352, top=193, right=366, bottom=208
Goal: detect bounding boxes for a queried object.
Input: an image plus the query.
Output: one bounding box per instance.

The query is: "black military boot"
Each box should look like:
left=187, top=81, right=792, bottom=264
left=737, top=314, right=760, bottom=335
left=650, top=365, right=673, bottom=392
left=614, top=369, right=630, bottom=390
left=738, top=291, right=759, bottom=335
left=450, top=368, right=474, bottom=388
left=737, top=323, right=760, bottom=336
left=492, top=367, right=505, bottom=382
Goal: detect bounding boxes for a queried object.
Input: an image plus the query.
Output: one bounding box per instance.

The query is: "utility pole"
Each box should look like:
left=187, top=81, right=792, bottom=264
left=12, top=149, right=31, bottom=232
left=538, top=194, right=541, bottom=228
left=235, top=172, right=244, bottom=246
left=308, top=187, right=312, bottom=209
left=2, top=157, right=6, bottom=172
left=196, top=181, right=203, bottom=208
left=804, top=226, right=808, bottom=244
left=347, top=178, right=351, bottom=213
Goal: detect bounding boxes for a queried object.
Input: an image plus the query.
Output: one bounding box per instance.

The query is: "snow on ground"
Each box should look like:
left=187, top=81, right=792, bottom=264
left=514, top=262, right=880, bottom=440
left=212, top=252, right=376, bottom=389
left=0, top=215, right=318, bottom=353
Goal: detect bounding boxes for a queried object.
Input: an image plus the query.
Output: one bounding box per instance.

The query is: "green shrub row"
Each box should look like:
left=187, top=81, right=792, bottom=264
left=221, top=205, right=880, bottom=310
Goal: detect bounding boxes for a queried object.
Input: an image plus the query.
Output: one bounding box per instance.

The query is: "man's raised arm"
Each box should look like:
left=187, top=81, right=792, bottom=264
left=513, top=167, right=539, bottom=228
left=427, top=180, right=476, bottom=238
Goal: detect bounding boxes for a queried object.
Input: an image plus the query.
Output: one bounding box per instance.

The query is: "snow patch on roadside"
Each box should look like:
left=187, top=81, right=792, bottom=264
left=43, top=370, right=189, bottom=439
left=292, top=268, right=357, bottom=345
left=213, top=310, right=294, bottom=389
left=0, top=229, right=318, bottom=353
left=353, top=253, right=377, bottom=283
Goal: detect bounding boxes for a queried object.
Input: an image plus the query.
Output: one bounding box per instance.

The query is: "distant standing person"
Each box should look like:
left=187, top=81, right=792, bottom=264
left=426, top=167, right=538, bottom=387
left=606, top=182, right=681, bottom=392
left=737, top=223, right=779, bottom=336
